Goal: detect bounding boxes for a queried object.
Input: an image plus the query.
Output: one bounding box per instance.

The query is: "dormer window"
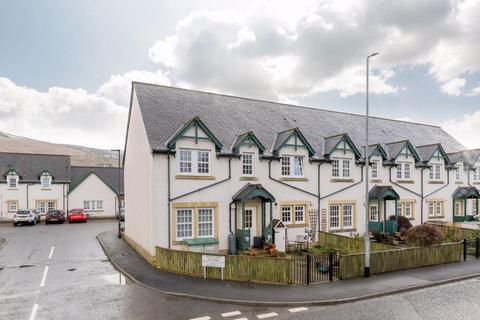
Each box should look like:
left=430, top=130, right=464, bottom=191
left=40, top=172, right=52, bottom=189
left=281, top=155, right=303, bottom=177
left=396, top=163, right=411, bottom=180
left=429, top=164, right=442, bottom=181
left=7, top=171, right=19, bottom=189
left=332, top=159, right=351, bottom=178
left=241, top=152, right=254, bottom=176
left=178, top=149, right=210, bottom=175
left=371, top=160, right=379, bottom=179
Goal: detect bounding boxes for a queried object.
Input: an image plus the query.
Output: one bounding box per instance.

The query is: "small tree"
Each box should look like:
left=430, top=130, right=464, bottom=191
left=388, top=215, right=413, bottom=235
left=405, top=224, right=444, bottom=247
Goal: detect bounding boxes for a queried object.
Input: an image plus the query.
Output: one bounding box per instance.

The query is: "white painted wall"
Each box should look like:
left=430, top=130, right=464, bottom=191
left=68, top=174, right=117, bottom=218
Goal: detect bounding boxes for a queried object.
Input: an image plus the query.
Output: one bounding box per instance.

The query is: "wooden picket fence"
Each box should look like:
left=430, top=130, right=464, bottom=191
left=317, top=231, right=398, bottom=254
left=339, top=241, right=463, bottom=279
left=156, top=247, right=294, bottom=284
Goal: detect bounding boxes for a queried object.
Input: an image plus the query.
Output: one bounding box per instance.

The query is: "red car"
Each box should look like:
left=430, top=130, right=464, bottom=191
left=68, top=209, right=88, bottom=223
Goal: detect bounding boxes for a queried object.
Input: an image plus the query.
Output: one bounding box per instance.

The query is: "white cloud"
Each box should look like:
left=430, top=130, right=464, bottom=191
left=441, top=111, right=480, bottom=149
left=0, top=69, right=171, bottom=149
left=440, top=77, right=466, bottom=96
left=147, top=0, right=480, bottom=100
left=467, top=86, right=480, bottom=96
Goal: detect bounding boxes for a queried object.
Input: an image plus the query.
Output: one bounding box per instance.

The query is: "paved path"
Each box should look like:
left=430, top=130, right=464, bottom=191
left=99, top=229, right=480, bottom=306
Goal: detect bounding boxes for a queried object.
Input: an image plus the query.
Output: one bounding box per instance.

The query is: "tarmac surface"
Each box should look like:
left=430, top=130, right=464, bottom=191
left=2, top=220, right=480, bottom=320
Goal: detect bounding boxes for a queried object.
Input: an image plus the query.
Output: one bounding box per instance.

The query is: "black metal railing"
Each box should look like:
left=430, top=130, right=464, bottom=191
left=292, top=253, right=339, bottom=285
left=464, top=238, right=480, bottom=261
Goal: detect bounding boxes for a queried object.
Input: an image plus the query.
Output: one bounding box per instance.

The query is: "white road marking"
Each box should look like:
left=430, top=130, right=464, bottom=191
left=233, top=318, right=248, bottom=320
left=190, top=317, right=211, bottom=320
left=257, top=313, right=278, bottom=319
left=288, top=307, right=309, bottom=313
left=40, top=266, right=49, bottom=287
left=29, top=304, right=39, bottom=320
left=48, top=246, right=55, bottom=259
left=222, top=311, right=242, bottom=317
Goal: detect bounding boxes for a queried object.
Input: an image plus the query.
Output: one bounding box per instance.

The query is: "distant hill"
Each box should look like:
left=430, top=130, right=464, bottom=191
left=0, top=131, right=120, bottom=167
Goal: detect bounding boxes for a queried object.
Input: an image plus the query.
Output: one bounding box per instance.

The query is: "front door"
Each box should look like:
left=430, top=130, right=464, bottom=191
left=244, top=207, right=257, bottom=246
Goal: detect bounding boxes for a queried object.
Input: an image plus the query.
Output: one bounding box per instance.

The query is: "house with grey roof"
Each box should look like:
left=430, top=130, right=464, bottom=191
left=0, top=152, right=124, bottom=221
left=123, top=82, right=480, bottom=258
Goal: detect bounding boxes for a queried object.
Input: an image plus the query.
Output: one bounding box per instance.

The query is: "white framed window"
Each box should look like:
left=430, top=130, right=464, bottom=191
left=7, top=200, right=18, bottom=212
left=8, top=177, right=18, bottom=188
left=474, top=167, right=480, bottom=182
left=332, top=159, right=351, bottom=178
left=176, top=208, right=193, bottom=240
left=454, top=201, right=463, bottom=216
left=47, top=201, right=56, bottom=211
left=244, top=209, right=253, bottom=228
left=371, top=160, right=379, bottom=179
left=369, top=204, right=378, bottom=221
left=40, top=173, right=52, bottom=188
left=241, top=153, right=254, bottom=176
left=83, top=200, right=103, bottom=211
left=329, top=205, right=340, bottom=230
left=36, top=201, right=46, bottom=214
left=178, top=149, right=210, bottom=175
left=404, top=202, right=413, bottom=218
left=428, top=201, right=444, bottom=217
left=396, top=162, right=411, bottom=180
left=198, top=208, right=214, bottom=237
left=455, top=166, right=461, bottom=181
left=281, top=206, right=291, bottom=223
left=473, top=199, right=478, bottom=215
left=429, top=164, right=442, bottom=181
left=83, top=201, right=90, bottom=210
left=294, top=205, right=305, bottom=223
left=96, top=201, right=103, bottom=210
left=343, top=204, right=353, bottom=228
left=280, top=155, right=303, bottom=177
left=396, top=203, right=402, bottom=216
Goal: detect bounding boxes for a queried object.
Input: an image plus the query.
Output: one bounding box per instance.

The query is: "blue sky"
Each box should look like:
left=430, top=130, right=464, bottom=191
left=1, top=0, right=479, bottom=149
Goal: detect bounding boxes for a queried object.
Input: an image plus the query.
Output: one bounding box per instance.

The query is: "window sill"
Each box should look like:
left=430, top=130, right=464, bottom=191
left=428, top=181, right=445, bottom=184
left=370, top=179, right=382, bottom=183
left=7, top=188, right=19, bottom=191
left=396, top=180, right=414, bottom=184
left=330, top=178, right=354, bottom=183
left=331, top=228, right=357, bottom=233
left=41, top=188, right=52, bottom=190
left=280, top=177, right=308, bottom=182
left=175, top=175, right=216, bottom=180
left=473, top=182, right=480, bottom=185
left=455, top=181, right=463, bottom=184
left=240, top=176, right=258, bottom=181
left=428, top=216, right=445, bottom=219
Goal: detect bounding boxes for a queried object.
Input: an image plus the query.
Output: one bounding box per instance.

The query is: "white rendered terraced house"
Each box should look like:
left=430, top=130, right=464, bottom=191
left=123, top=82, right=480, bottom=257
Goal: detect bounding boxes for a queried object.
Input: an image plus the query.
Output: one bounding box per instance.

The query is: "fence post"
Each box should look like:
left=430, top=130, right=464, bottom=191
left=464, top=238, right=467, bottom=261
left=306, top=254, right=311, bottom=285
left=476, top=237, right=479, bottom=259
left=328, top=252, right=333, bottom=282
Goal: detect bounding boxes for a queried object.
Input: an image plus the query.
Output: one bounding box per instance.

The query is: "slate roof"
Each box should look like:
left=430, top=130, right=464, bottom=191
left=0, top=152, right=71, bottom=183
left=416, top=144, right=441, bottom=163
left=70, top=166, right=124, bottom=194
left=131, top=83, right=465, bottom=158
left=447, top=149, right=480, bottom=167
left=452, top=187, right=480, bottom=199
left=369, top=185, right=400, bottom=200
left=232, top=183, right=275, bottom=202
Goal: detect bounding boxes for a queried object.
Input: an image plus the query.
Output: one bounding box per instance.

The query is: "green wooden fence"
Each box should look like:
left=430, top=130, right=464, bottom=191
left=339, top=242, right=463, bottom=279
left=317, top=231, right=398, bottom=254
left=156, top=247, right=294, bottom=284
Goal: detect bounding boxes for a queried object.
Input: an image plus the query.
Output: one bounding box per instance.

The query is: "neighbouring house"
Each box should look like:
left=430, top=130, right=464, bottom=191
left=69, top=166, right=124, bottom=218
left=0, top=153, right=70, bottom=219
left=0, top=152, right=123, bottom=220
left=123, top=82, right=480, bottom=257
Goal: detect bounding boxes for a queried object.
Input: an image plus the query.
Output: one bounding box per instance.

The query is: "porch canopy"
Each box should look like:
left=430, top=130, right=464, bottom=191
left=368, top=186, right=400, bottom=234
left=452, top=187, right=480, bottom=222
left=230, top=184, right=275, bottom=250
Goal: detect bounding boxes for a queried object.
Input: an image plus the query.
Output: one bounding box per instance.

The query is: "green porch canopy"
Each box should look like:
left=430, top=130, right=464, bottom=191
left=452, top=187, right=480, bottom=222
left=452, top=187, right=480, bottom=199
left=369, top=185, right=400, bottom=200
left=232, top=183, right=275, bottom=202
left=368, top=186, right=400, bottom=234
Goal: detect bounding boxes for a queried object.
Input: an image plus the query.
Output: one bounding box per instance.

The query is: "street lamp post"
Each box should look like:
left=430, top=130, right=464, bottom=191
left=364, top=52, right=379, bottom=278
left=111, top=149, right=122, bottom=239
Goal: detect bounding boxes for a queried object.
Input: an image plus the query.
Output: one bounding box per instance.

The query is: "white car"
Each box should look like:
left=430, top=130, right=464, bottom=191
left=13, top=209, right=40, bottom=226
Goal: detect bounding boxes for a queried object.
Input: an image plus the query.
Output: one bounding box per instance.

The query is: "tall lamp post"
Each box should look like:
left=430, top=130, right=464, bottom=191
left=364, top=52, right=379, bottom=278
left=111, top=149, right=122, bottom=239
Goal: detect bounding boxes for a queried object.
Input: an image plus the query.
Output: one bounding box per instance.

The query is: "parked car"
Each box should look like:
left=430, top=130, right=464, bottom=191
left=68, top=208, right=88, bottom=223
left=119, top=207, right=125, bottom=221
left=45, top=210, right=66, bottom=224
left=13, top=209, right=40, bottom=226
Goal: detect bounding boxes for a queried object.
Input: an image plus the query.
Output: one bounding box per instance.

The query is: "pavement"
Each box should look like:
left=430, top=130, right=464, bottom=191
left=0, top=235, right=6, bottom=249
left=99, top=229, right=480, bottom=307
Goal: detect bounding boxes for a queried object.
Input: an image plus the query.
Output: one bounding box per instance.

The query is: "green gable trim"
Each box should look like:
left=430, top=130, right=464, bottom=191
left=370, top=144, right=388, bottom=160
left=330, top=134, right=362, bottom=159
left=396, top=141, right=422, bottom=162
left=427, top=144, right=451, bottom=164
left=232, top=131, right=266, bottom=154
left=274, top=128, right=315, bottom=157
left=167, top=117, right=223, bottom=152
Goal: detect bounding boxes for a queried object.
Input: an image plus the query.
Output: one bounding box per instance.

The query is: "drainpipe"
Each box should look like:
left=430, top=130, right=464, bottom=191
left=26, top=183, right=34, bottom=209
left=317, top=163, right=323, bottom=232
left=268, top=159, right=318, bottom=198
left=422, top=168, right=451, bottom=223
left=421, top=167, right=425, bottom=224
left=319, top=163, right=365, bottom=200
left=167, top=154, right=171, bottom=249
left=389, top=166, right=423, bottom=223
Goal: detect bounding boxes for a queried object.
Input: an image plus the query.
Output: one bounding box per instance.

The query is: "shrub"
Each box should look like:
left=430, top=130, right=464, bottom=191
left=405, top=224, right=444, bottom=247
left=388, top=215, right=413, bottom=235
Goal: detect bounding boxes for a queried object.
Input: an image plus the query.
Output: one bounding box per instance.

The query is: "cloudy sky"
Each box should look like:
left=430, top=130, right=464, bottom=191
left=1, top=0, right=480, bottom=149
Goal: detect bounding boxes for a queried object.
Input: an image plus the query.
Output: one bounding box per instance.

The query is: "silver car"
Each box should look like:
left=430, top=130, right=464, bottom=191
left=13, top=209, right=40, bottom=226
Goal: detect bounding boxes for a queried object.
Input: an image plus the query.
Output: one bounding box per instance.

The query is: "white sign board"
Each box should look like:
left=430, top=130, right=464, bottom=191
left=202, top=255, right=225, bottom=268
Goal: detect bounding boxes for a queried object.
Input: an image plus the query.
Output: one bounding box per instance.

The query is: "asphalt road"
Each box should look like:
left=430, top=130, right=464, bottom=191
left=1, top=220, right=480, bottom=320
